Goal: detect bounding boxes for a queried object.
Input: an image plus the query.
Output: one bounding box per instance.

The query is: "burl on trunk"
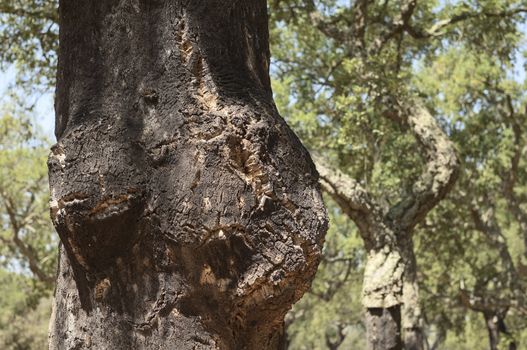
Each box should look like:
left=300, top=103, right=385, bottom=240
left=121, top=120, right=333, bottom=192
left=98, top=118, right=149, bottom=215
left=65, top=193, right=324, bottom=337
left=48, top=1, right=327, bottom=349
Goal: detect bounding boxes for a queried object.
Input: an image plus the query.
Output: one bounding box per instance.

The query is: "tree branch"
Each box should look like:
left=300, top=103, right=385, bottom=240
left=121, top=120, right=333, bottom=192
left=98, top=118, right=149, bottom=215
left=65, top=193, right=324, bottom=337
left=325, top=322, right=347, bottom=350
left=372, top=0, right=417, bottom=53
left=304, top=0, right=350, bottom=42
left=11, top=235, right=54, bottom=285
left=312, top=154, right=386, bottom=244
left=310, top=257, right=356, bottom=301
left=499, top=95, right=527, bottom=255
left=386, top=101, right=459, bottom=231
left=0, top=191, right=54, bottom=285
left=406, top=7, right=527, bottom=39
left=464, top=202, right=526, bottom=314
left=470, top=206, right=518, bottom=285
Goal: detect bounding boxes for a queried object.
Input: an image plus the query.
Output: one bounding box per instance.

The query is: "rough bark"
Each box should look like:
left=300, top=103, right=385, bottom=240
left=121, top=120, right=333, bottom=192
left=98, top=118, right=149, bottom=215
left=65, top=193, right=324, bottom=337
left=315, top=100, right=458, bottom=350
left=316, top=158, right=405, bottom=350
left=48, top=1, right=327, bottom=349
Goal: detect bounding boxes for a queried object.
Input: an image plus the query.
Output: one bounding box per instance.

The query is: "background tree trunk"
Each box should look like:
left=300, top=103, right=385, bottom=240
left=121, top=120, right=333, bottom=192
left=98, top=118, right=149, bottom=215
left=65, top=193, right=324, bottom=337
left=48, top=1, right=327, bottom=349
left=484, top=312, right=501, bottom=350
left=365, top=306, right=403, bottom=350
left=483, top=312, right=517, bottom=350
left=362, top=237, right=405, bottom=350
left=401, top=239, right=424, bottom=350
left=316, top=100, right=459, bottom=350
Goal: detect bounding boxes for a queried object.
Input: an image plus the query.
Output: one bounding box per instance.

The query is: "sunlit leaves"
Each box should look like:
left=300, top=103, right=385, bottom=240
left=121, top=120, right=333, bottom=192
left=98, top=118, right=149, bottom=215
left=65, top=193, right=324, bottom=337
left=0, top=0, right=58, bottom=91
left=270, top=0, right=527, bottom=347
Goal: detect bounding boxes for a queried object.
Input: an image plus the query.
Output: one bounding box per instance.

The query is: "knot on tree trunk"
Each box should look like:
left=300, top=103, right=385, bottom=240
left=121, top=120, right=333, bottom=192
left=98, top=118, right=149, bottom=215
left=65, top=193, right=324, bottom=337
left=48, top=1, right=328, bottom=349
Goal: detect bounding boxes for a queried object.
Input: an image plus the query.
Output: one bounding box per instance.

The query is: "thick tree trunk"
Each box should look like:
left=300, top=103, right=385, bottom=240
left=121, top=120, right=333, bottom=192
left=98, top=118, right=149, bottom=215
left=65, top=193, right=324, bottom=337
left=362, top=228, right=405, bottom=350
left=362, top=233, right=423, bottom=350
left=48, top=1, right=327, bottom=349
left=361, top=231, right=423, bottom=350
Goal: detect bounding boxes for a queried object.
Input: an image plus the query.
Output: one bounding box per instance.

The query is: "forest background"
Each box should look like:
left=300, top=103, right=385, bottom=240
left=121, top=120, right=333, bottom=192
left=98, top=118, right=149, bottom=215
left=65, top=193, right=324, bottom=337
left=0, top=0, right=526, bottom=349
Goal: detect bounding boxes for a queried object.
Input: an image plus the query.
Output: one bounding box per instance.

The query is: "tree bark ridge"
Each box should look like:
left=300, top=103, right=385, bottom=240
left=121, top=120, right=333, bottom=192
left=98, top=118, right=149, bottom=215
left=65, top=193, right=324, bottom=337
left=48, top=1, right=327, bottom=349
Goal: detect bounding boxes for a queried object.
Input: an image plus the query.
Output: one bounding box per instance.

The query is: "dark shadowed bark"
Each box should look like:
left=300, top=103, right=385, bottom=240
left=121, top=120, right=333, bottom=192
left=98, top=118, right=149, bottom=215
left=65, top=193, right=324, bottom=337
left=315, top=101, right=459, bottom=350
left=47, top=1, right=327, bottom=349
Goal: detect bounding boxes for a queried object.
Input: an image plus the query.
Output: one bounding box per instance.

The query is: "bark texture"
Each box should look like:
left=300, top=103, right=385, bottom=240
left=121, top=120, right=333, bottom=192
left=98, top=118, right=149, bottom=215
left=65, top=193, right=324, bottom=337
left=365, top=307, right=403, bottom=350
left=48, top=1, right=327, bottom=349
left=315, top=101, right=459, bottom=350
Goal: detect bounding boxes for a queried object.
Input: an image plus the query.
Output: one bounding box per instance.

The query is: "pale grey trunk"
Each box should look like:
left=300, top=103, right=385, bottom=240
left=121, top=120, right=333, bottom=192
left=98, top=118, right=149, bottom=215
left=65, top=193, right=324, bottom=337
left=362, top=230, right=423, bottom=350
left=362, top=233, right=404, bottom=350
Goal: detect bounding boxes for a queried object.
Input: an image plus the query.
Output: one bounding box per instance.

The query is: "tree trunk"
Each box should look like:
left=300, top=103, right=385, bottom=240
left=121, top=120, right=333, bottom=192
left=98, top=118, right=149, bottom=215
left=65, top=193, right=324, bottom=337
left=315, top=100, right=458, bottom=350
left=48, top=1, right=327, bottom=349
left=365, top=306, right=403, bottom=350
left=483, top=312, right=517, bottom=350
left=361, top=231, right=423, bottom=350
left=484, top=312, right=501, bottom=350
left=401, top=239, right=424, bottom=350
left=362, top=233, right=423, bottom=350
left=361, top=229, right=405, bottom=350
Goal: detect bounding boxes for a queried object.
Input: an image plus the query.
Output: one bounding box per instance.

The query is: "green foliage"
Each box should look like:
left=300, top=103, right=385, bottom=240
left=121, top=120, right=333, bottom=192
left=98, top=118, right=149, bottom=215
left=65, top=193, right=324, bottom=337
left=0, top=0, right=58, bottom=91
left=0, top=268, right=51, bottom=350
left=270, top=0, right=527, bottom=348
left=0, top=104, right=57, bottom=288
left=414, top=39, right=527, bottom=347
left=0, top=102, right=55, bottom=349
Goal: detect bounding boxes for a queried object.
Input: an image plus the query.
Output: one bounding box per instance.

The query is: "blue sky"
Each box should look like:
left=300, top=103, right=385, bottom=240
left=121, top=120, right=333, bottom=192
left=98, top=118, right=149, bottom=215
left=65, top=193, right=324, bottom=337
left=0, top=65, right=55, bottom=138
